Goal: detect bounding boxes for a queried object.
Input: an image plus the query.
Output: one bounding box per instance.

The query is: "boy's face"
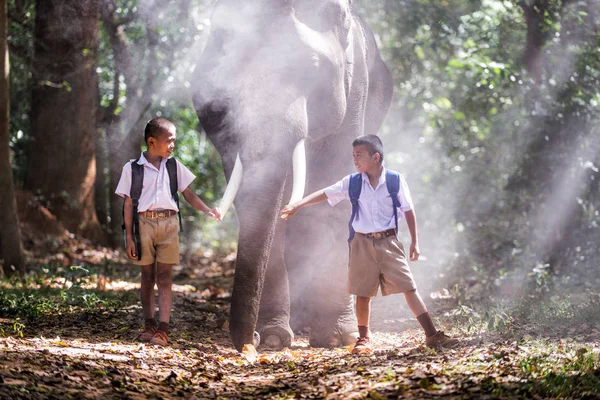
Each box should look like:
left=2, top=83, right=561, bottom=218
left=353, top=144, right=380, bottom=174
left=148, top=128, right=176, bottom=158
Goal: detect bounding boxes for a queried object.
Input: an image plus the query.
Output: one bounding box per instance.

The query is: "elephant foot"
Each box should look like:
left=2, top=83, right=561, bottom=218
left=259, top=325, right=294, bottom=350
left=233, top=331, right=260, bottom=351
left=309, top=316, right=358, bottom=348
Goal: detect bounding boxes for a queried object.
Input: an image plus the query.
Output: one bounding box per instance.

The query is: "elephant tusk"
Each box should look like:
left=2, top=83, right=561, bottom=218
left=289, top=138, right=306, bottom=204
left=218, top=153, right=243, bottom=217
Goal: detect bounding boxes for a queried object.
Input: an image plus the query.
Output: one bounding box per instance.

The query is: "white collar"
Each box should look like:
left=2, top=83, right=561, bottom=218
left=136, top=152, right=172, bottom=166
left=361, top=166, right=387, bottom=188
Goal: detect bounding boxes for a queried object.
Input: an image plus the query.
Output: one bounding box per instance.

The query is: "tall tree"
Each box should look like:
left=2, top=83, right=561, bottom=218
left=25, top=0, right=102, bottom=241
left=0, top=0, right=25, bottom=276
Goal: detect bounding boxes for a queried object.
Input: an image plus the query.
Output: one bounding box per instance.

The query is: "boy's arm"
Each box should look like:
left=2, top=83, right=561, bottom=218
left=280, top=189, right=328, bottom=220
left=123, top=196, right=138, bottom=260
left=181, top=187, right=222, bottom=221
left=404, top=209, right=420, bottom=261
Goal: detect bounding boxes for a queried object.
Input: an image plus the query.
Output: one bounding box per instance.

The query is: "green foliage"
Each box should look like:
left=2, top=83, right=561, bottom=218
left=355, top=0, right=600, bottom=300
left=449, top=301, right=514, bottom=334
left=0, top=264, right=132, bottom=323
left=518, top=347, right=600, bottom=398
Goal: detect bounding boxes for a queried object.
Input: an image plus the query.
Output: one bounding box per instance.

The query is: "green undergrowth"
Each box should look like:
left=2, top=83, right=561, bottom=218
left=0, top=264, right=138, bottom=337
left=518, top=343, right=600, bottom=398
left=445, top=290, right=600, bottom=339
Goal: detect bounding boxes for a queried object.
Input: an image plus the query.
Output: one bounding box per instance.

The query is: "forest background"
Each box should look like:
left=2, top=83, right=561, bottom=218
left=0, top=0, right=599, bottom=398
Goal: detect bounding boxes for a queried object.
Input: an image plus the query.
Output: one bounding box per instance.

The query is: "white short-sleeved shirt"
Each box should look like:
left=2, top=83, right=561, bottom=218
left=115, top=152, right=196, bottom=212
left=324, top=168, right=414, bottom=234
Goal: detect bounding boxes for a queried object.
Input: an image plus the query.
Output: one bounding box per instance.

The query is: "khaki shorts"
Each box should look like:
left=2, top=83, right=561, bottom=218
left=347, top=233, right=417, bottom=297
left=133, top=215, right=180, bottom=265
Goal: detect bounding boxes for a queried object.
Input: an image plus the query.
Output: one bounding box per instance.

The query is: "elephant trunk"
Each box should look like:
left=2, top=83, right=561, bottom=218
left=228, top=137, right=306, bottom=351
left=229, top=161, right=288, bottom=351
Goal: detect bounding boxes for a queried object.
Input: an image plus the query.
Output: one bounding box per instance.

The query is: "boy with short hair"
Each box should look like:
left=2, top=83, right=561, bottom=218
left=280, top=134, right=457, bottom=354
left=116, top=117, right=222, bottom=346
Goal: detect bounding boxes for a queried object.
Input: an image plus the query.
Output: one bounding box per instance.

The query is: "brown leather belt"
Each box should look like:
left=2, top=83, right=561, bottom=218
left=359, top=228, right=396, bottom=240
left=138, top=209, right=177, bottom=219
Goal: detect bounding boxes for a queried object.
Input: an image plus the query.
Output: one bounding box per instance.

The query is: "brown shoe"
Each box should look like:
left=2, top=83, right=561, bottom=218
left=426, top=331, right=459, bottom=348
left=352, top=336, right=373, bottom=355
left=150, top=330, right=169, bottom=346
left=138, top=323, right=157, bottom=342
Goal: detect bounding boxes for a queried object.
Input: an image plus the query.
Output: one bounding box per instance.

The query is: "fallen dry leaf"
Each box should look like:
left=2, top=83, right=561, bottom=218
left=241, top=344, right=258, bottom=363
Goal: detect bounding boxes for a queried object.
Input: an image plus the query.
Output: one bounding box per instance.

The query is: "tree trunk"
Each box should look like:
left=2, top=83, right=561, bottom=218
left=25, top=0, right=102, bottom=242
left=519, top=0, right=548, bottom=84
left=0, top=0, right=25, bottom=276
left=94, top=128, right=108, bottom=229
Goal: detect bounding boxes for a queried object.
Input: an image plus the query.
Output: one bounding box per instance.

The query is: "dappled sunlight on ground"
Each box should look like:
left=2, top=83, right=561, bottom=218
left=3, top=327, right=598, bottom=398
left=1, top=241, right=600, bottom=398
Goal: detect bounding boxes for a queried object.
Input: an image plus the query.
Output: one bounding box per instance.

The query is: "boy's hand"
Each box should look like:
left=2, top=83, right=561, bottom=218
left=279, top=204, right=299, bottom=220
left=409, top=242, right=420, bottom=261
left=126, top=238, right=137, bottom=260
left=206, top=207, right=222, bottom=222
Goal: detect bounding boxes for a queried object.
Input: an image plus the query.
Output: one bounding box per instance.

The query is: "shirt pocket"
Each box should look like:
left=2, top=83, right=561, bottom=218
left=380, top=193, right=396, bottom=219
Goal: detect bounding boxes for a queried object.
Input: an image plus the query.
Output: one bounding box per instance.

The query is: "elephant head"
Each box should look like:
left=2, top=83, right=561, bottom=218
left=192, top=0, right=392, bottom=351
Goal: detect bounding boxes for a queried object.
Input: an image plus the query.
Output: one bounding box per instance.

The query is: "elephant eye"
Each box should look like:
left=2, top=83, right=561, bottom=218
left=199, top=99, right=229, bottom=134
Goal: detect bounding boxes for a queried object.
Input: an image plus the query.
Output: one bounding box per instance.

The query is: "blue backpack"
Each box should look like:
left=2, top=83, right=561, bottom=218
left=348, top=170, right=401, bottom=243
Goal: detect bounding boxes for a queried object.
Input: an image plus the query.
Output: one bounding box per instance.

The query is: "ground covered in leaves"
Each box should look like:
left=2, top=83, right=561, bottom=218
left=1, top=236, right=600, bottom=399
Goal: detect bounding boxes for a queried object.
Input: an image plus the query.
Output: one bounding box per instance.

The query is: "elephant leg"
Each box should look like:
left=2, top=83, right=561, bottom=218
left=286, top=218, right=314, bottom=334
left=256, top=214, right=294, bottom=349
left=286, top=206, right=358, bottom=348
left=308, top=212, right=358, bottom=347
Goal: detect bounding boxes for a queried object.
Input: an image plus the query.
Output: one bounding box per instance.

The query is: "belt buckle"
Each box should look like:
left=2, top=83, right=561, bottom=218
left=373, top=232, right=383, bottom=239
left=149, top=210, right=167, bottom=219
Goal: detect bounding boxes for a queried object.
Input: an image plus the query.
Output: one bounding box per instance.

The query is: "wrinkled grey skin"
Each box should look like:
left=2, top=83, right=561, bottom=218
left=192, top=0, right=393, bottom=352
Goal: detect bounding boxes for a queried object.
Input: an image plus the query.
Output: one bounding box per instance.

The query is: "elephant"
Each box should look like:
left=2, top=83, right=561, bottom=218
left=191, top=0, right=393, bottom=352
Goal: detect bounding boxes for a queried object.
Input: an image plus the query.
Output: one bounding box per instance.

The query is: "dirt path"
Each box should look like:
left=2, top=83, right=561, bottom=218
left=1, top=254, right=599, bottom=399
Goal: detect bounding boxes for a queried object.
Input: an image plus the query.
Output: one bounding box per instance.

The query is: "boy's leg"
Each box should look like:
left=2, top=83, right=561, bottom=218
left=377, top=237, right=458, bottom=348
left=404, top=289, right=435, bottom=336
left=140, top=264, right=157, bottom=319
left=352, top=296, right=373, bottom=354
left=356, top=296, right=372, bottom=337
left=405, top=289, right=458, bottom=347
left=156, top=262, right=173, bottom=328
left=139, top=263, right=157, bottom=341
left=150, top=216, right=179, bottom=345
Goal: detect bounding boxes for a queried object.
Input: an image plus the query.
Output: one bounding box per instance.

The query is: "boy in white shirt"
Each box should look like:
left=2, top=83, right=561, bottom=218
left=280, top=135, right=457, bottom=354
left=116, top=117, right=221, bottom=346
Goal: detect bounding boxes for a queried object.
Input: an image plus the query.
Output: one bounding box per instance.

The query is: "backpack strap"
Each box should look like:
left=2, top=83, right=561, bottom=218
left=121, top=159, right=144, bottom=261
left=166, top=158, right=183, bottom=232
left=347, top=173, right=362, bottom=243
left=385, top=170, right=401, bottom=239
